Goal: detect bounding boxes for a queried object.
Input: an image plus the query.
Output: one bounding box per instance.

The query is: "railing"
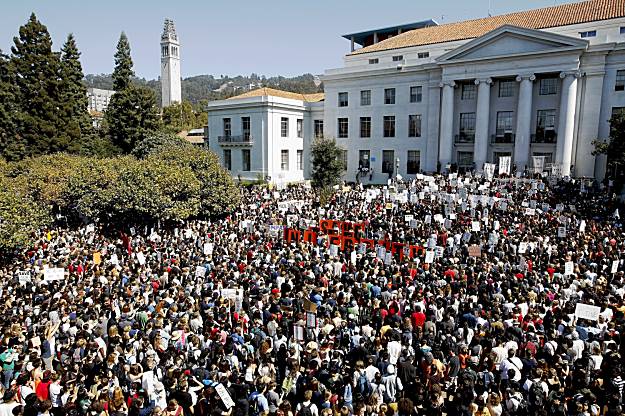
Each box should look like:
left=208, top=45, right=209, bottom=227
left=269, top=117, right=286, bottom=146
left=490, top=133, right=515, bottom=144
left=218, top=134, right=253, bottom=145
left=530, top=131, right=557, bottom=144
left=454, top=133, right=475, bottom=144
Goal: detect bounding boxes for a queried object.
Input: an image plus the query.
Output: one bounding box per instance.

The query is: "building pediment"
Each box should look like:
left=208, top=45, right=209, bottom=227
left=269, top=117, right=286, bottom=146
left=437, top=25, right=588, bottom=63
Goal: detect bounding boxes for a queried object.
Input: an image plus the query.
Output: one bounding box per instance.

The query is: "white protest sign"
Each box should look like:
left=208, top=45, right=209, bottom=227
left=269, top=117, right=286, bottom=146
left=498, top=156, right=511, bottom=175
left=518, top=242, right=527, bottom=254
left=574, top=303, right=601, bottom=321
left=203, top=242, right=214, bottom=256
left=195, top=266, right=206, bottom=278
left=351, top=251, right=357, bottom=265
left=136, top=252, right=146, bottom=266
left=435, top=246, right=444, bottom=258
left=564, top=261, right=574, bottom=275
left=579, top=220, right=586, bottom=233
left=424, top=250, right=435, bottom=264
left=557, top=227, right=566, bottom=238
left=44, top=268, right=65, bottom=281
left=293, top=325, right=304, bottom=341
left=612, top=260, right=619, bottom=274
left=215, top=383, right=235, bottom=409
left=329, top=244, right=339, bottom=257
left=472, top=221, right=481, bottom=232
left=384, top=252, right=392, bottom=265
left=424, top=215, right=431, bottom=224
left=110, top=253, right=119, bottom=266
left=17, top=270, right=31, bottom=285
left=405, top=215, right=414, bottom=222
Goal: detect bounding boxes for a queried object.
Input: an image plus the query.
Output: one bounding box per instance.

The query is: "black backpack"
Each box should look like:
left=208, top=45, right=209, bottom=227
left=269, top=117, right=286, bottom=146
left=298, top=403, right=313, bottom=416
left=529, top=381, right=545, bottom=408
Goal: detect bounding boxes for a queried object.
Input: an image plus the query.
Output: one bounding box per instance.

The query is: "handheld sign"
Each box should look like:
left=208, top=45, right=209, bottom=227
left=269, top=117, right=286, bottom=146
left=195, top=266, right=206, bottom=278
left=468, top=245, right=481, bottom=257
left=44, top=268, right=65, bottom=281
left=612, top=260, right=619, bottom=274
left=574, top=303, right=601, bottom=321
left=564, top=261, right=574, bottom=276
left=425, top=251, right=435, bottom=264
left=215, top=384, right=236, bottom=409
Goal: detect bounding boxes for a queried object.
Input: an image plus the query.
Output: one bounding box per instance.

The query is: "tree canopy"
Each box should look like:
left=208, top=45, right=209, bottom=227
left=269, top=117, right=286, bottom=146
left=311, top=137, right=344, bottom=190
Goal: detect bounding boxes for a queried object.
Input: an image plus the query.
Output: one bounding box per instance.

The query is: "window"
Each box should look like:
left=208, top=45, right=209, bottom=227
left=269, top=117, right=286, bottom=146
left=369, top=58, right=379, bottom=64
left=461, top=83, right=476, bottom=100
left=297, top=150, right=303, bottom=170
left=382, top=150, right=395, bottom=174
left=459, top=113, right=476, bottom=141
left=314, top=120, right=324, bottom=138
left=358, top=150, right=370, bottom=169
left=537, top=109, right=556, bottom=130
left=579, top=30, right=596, bottom=38
left=242, top=149, right=251, bottom=171
left=392, top=55, right=403, bottom=62
left=540, top=78, right=557, bottom=95
left=616, top=70, right=625, bottom=91
left=496, top=111, right=514, bottom=135
left=338, top=92, right=349, bottom=107
left=281, top=117, right=289, bottom=137
left=340, top=150, right=348, bottom=171
left=338, top=118, right=349, bottom=138
left=408, top=115, right=422, bottom=137
left=407, top=151, right=420, bottom=174
left=360, top=90, right=371, bottom=106
left=241, top=117, right=251, bottom=139
left=621, top=27, right=625, bottom=34
left=223, top=149, right=231, bottom=170
left=383, top=116, right=395, bottom=137
left=296, top=119, right=303, bottom=138
left=499, top=80, right=515, bottom=98
left=417, top=52, right=429, bottom=59
left=384, top=88, right=396, bottom=104
left=410, top=86, right=422, bottom=103
left=360, top=117, right=371, bottom=138
left=457, top=151, right=474, bottom=168
left=281, top=150, right=289, bottom=170
left=223, top=118, right=231, bottom=137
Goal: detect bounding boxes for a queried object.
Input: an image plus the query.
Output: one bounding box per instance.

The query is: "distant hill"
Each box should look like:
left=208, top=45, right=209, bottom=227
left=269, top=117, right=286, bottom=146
left=83, top=73, right=323, bottom=108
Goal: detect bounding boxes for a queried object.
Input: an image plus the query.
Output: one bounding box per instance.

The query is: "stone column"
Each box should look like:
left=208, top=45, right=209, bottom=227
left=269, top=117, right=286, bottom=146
left=514, top=74, right=536, bottom=171
left=556, top=71, right=580, bottom=176
left=474, top=78, right=492, bottom=170
left=438, top=81, right=456, bottom=168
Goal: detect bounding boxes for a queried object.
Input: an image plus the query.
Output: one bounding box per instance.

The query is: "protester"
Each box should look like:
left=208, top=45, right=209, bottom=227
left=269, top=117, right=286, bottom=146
left=0, top=171, right=624, bottom=416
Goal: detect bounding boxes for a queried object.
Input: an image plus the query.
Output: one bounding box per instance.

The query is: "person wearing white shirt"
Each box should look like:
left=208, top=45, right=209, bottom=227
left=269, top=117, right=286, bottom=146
left=500, top=349, right=523, bottom=383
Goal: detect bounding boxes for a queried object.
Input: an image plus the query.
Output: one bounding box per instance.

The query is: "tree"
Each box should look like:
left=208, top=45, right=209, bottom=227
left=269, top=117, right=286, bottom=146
left=162, top=101, right=201, bottom=133
left=106, top=85, right=161, bottom=153
left=149, top=146, right=240, bottom=217
left=0, top=50, right=23, bottom=160
left=593, top=111, right=625, bottom=187
left=112, top=32, right=134, bottom=91
left=11, top=13, right=69, bottom=158
left=60, top=33, right=93, bottom=152
left=311, top=137, right=344, bottom=190
left=132, top=130, right=189, bottom=159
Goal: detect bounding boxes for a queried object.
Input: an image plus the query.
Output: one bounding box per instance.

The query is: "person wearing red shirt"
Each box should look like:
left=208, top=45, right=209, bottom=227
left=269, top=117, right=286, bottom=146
left=411, top=306, right=426, bottom=328
left=36, top=371, right=52, bottom=401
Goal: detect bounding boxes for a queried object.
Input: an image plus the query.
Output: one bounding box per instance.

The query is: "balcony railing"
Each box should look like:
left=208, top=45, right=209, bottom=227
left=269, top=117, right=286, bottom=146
left=218, top=134, right=253, bottom=145
left=490, top=133, right=515, bottom=144
left=531, top=130, right=557, bottom=144
left=454, top=132, right=475, bottom=144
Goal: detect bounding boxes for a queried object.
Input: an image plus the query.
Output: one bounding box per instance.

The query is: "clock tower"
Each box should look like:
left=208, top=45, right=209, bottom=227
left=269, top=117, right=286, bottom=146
left=161, top=19, right=181, bottom=108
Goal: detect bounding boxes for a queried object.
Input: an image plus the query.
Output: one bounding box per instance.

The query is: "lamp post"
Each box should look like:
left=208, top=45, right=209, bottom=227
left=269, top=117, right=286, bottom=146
left=395, top=157, right=400, bottom=179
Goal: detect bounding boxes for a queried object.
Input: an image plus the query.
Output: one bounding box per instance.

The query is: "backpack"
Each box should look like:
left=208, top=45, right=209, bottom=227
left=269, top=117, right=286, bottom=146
left=528, top=381, right=545, bottom=408
left=298, top=403, right=313, bottom=416
left=357, top=372, right=373, bottom=398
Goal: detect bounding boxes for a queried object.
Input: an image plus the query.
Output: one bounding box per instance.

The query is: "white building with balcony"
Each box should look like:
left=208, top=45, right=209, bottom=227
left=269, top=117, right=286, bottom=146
left=206, top=88, right=323, bottom=185
left=208, top=0, right=625, bottom=184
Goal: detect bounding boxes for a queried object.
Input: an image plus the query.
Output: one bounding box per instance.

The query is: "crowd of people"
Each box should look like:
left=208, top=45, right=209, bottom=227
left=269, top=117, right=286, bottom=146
left=0, top=171, right=624, bottom=416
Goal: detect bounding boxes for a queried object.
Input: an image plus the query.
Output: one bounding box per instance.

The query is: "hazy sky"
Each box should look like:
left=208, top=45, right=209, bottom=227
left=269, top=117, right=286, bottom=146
left=1, top=0, right=579, bottom=80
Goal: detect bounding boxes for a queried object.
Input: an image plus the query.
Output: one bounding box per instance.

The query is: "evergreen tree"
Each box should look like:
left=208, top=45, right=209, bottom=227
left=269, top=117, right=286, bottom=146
left=311, top=137, right=344, bottom=190
left=106, top=85, right=160, bottom=153
left=0, top=50, right=24, bottom=160
left=11, top=13, right=69, bottom=157
left=112, top=32, right=134, bottom=91
left=60, top=33, right=93, bottom=152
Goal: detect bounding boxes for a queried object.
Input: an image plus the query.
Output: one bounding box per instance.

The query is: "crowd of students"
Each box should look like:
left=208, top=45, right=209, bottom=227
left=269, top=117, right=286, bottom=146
left=0, top=172, right=624, bottom=416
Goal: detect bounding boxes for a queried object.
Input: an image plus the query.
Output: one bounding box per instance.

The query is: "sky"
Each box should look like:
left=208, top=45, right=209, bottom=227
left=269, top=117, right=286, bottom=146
left=1, top=0, right=580, bottom=80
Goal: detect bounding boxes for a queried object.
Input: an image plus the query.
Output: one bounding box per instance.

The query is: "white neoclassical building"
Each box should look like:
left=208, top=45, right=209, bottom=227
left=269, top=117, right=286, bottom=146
left=207, top=0, right=625, bottom=184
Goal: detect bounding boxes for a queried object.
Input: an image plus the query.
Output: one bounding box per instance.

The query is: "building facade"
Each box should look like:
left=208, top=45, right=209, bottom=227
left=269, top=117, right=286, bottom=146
left=206, top=88, right=323, bottom=185
left=161, top=19, right=182, bottom=108
left=208, top=0, right=625, bottom=184
left=87, top=88, right=115, bottom=113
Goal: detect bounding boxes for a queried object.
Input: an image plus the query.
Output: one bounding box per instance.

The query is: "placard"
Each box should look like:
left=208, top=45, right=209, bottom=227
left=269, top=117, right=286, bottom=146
left=17, top=270, right=31, bottom=285
left=564, top=261, right=574, bottom=275
left=472, top=221, right=481, bottom=232
left=293, top=325, right=304, bottom=341
left=468, top=245, right=481, bottom=257
left=215, top=383, right=236, bottom=409
left=306, top=312, right=316, bottom=328
left=557, top=227, right=566, bottom=238
left=612, top=260, right=619, bottom=274
left=93, top=252, right=101, bottom=265
left=351, top=251, right=357, bottom=264
left=136, top=252, right=146, bottom=266
left=424, top=250, right=435, bottom=264
left=579, top=220, right=586, bottom=233
left=203, top=242, right=214, bottom=256
left=498, top=156, right=511, bottom=175
left=195, top=266, right=206, bottom=278
left=574, top=303, right=601, bottom=321
left=384, top=252, right=392, bottom=265
left=518, top=242, right=527, bottom=254
left=43, top=268, right=65, bottom=281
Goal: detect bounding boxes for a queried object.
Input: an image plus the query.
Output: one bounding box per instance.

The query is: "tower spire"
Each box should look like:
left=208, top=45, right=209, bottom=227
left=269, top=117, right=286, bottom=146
left=160, top=18, right=181, bottom=108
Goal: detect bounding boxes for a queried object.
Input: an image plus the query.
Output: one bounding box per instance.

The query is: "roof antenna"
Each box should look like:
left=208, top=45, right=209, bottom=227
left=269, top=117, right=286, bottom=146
left=488, top=0, right=492, bottom=17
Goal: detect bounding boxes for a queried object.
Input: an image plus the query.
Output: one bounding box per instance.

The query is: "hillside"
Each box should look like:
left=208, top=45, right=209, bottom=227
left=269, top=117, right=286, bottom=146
left=84, top=73, right=323, bottom=108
